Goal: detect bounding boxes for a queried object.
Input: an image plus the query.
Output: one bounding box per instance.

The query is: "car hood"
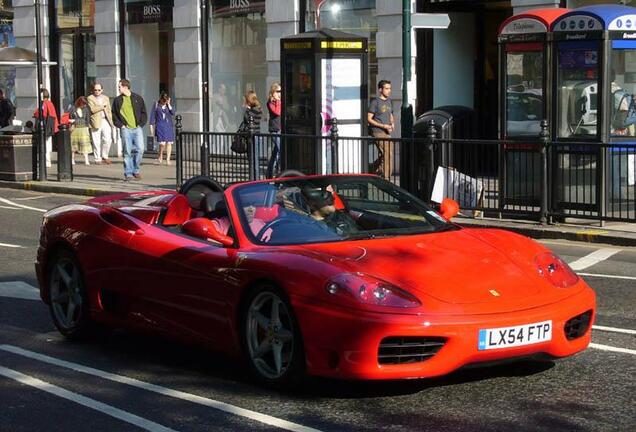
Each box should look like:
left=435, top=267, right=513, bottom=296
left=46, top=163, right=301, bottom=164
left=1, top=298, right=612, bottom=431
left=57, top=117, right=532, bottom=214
left=296, top=228, right=559, bottom=307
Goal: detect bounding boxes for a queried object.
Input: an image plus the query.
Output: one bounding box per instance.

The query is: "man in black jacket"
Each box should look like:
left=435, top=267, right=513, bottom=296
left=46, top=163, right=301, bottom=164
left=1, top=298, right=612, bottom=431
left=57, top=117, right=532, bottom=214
left=112, top=79, right=147, bottom=181
left=0, top=89, right=15, bottom=128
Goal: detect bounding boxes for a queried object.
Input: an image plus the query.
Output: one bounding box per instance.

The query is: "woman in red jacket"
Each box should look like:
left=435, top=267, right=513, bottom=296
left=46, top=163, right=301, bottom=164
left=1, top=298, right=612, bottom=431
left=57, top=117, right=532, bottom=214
left=266, top=82, right=281, bottom=178
left=32, top=89, right=59, bottom=168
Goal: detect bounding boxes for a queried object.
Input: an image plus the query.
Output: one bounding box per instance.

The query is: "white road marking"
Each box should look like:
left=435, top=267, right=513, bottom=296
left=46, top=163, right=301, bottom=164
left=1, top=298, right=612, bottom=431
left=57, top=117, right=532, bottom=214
left=0, top=242, right=23, bottom=248
left=0, top=205, right=21, bottom=210
left=593, top=325, right=636, bottom=335
left=0, top=282, right=40, bottom=300
left=13, top=195, right=47, bottom=201
left=578, top=272, right=636, bottom=281
left=0, top=345, right=323, bottom=432
left=589, top=343, right=636, bottom=355
left=568, top=248, right=621, bottom=271
left=0, top=197, right=47, bottom=213
left=0, top=366, right=177, bottom=432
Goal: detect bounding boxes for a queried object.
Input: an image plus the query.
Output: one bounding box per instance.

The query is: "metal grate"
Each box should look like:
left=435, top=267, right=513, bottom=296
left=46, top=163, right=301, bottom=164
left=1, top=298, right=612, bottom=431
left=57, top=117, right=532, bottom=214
left=564, top=310, right=593, bottom=341
left=378, top=336, right=446, bottom=365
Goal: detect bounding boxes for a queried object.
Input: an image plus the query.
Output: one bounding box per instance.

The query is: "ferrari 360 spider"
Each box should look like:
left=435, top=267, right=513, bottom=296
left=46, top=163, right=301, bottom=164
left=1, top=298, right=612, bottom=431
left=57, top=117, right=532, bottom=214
left=36, top=174, right=595, bottom=386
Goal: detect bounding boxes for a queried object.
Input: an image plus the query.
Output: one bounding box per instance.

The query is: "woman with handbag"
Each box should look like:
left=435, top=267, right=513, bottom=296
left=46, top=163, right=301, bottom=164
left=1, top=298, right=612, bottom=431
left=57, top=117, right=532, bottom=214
left=32, top=89, right=59, bottom=168
left=69, top=96, right=92, bottom=165
left=149, top=92, right=175, bottom=165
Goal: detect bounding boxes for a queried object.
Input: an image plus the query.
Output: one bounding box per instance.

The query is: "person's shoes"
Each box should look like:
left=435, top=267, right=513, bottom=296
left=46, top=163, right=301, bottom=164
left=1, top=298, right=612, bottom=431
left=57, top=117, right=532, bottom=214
left=103, top=159, right=112, bottom=165
left=71, top=159, right=76, bottom=165
left=84, top=161, right=90, bottom=166
left=124, top=176, right=132, bottom=182
left=157, top=159, right=163, bottom=165
left=166, top=160, right=171, bottom=165
left=133, top=173, right=142, bottom=180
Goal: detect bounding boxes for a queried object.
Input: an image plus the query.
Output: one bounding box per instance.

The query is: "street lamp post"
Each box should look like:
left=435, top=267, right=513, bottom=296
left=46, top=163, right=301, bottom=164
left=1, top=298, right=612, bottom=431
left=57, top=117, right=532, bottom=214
left=34, top=0, right=46, bottom=180
left=401, top=0, right=414, bottom=140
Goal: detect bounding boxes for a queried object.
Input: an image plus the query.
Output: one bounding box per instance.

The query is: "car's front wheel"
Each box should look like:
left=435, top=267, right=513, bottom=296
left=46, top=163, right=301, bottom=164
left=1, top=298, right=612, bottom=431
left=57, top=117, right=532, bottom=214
left=242, top=285, right=305, bottom=387
left=47, top=249, right=92, bottom=339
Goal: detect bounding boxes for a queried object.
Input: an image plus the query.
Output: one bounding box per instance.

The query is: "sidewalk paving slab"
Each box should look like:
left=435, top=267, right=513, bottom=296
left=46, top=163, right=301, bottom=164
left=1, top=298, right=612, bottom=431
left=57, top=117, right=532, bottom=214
left=1, top=157, right=635, bottom=247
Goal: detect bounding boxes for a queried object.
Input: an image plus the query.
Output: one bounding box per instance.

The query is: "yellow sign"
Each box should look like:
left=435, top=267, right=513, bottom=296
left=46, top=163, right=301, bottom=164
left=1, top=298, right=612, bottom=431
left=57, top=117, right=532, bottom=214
left=283, top=42, right=312, bottom=49
left=320, top=41, right=363, bottom=49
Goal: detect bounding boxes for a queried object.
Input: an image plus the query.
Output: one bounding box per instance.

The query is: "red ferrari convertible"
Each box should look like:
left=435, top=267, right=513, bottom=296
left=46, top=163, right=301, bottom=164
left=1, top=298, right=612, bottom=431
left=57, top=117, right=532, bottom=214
left=36, top=174, right=595, bottom=386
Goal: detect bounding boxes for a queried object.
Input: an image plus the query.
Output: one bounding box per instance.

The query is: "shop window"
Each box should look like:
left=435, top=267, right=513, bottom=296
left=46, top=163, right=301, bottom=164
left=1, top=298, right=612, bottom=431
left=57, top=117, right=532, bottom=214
left=55, top=0, right=94, bottom=29
left=0, top=1, right=15, bottom=105
left=210, top=2, right=267, bottom=133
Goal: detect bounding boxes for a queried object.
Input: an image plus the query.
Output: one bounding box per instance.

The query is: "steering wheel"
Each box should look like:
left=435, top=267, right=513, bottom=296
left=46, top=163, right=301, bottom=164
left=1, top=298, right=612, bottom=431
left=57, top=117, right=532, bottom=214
left=255, top=218, right=298, bottom=242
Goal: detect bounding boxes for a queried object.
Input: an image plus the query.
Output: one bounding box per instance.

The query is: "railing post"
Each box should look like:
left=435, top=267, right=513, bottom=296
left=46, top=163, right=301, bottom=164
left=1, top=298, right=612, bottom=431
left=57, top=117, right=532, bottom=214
left=539, top=119, right=549, bottom=225
left=56, top=123, right=73, bottom=181
left=200, top=118, right=210, bottom=178
left=327, top=117, right=339, bottom=174
left=426, top=119, right=437, bottom=201
left=247, top=112, right=258, bottom=180
left=175, top=114, right=182, bottom=188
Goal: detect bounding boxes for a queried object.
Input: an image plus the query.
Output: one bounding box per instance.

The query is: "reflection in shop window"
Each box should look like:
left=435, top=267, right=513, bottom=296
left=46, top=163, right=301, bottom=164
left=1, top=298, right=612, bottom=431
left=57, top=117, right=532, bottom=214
left=0, top=1, right=15, bottom=106
left=556, top=43, right=600, bottom=138
left=210, top=3, right=267, bottom=133
left=505, top=50, right=543, bottom=136
left=55, top=0, right=94, bottom=29
left=610, top=48, right=636, bottom=137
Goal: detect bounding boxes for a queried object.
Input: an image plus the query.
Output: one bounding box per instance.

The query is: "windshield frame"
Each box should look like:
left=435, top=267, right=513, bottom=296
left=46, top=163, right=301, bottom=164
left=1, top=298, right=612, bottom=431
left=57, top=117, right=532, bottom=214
left=231, top=175, right=456, bottom=246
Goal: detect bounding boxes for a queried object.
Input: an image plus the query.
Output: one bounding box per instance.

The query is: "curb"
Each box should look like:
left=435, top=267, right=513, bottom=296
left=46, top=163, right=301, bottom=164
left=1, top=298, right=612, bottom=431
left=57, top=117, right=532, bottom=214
left=458, top=221, right=636, bottom=247
left=0, top=180, right=128, bottom=197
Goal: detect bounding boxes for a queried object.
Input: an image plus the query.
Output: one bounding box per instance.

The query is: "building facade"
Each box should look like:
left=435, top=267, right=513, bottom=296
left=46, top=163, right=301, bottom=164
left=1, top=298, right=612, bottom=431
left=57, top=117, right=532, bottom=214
left=5, top=0, right=636, bottom=141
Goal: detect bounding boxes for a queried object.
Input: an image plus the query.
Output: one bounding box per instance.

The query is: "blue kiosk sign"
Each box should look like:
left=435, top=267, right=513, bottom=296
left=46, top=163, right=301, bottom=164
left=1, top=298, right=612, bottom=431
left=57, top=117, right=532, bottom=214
left=552, top=5, right=636, bottom=218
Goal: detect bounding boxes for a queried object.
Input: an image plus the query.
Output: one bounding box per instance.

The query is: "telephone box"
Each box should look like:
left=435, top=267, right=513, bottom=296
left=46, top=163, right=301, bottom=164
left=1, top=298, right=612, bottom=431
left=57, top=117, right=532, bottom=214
left=498, top=8, right=569, bottom=208
left=280, top=29, right=368, bottom=174
left=552, top=5, right=636, bottom=217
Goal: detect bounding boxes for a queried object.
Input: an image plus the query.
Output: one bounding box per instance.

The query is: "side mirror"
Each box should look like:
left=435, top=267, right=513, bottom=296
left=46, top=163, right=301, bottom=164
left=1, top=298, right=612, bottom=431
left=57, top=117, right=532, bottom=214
left=181, top=217, right=234, bottom=247
left=440, top=198, right=460, bottom=221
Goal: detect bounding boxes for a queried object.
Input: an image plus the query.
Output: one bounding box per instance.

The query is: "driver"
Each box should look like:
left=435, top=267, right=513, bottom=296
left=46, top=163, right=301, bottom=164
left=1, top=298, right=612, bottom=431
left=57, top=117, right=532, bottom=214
left=301, top=186, right=358, bottom=236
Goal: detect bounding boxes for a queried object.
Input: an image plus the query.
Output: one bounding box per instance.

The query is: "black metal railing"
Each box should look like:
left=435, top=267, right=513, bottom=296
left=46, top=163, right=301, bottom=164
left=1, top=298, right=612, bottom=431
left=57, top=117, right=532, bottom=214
left=174, top=115, right=636, bottom=224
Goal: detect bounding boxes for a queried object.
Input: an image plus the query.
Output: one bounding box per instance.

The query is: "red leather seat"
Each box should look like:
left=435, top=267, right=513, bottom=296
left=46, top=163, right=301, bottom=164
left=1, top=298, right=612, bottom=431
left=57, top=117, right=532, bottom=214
left=162, top=194, right=192, bottom=226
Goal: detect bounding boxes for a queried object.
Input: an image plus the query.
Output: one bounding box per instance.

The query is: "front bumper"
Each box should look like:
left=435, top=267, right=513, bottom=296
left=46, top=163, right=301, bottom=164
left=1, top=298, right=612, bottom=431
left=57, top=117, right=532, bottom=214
left=293, top=286, right=596, bottom=380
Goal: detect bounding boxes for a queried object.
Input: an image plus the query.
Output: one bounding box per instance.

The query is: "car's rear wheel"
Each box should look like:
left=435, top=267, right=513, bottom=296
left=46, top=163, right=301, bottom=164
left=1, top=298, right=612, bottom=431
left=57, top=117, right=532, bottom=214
left=242, top=285, right=305, bottom=387
left=47, top=249, right=92, bottom=339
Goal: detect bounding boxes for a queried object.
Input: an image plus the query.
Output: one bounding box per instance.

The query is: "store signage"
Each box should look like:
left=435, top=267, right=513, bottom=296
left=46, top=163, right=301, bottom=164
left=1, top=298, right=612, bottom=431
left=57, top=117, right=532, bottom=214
left=127, top=0, right=173, bottom=25
left=283, top=42, right=312, bottom=49
left=501, top=18, right=547, bottom=35
left=212, top=0, right=265, bottom=17
left=609, top=15, right=636, bottom=31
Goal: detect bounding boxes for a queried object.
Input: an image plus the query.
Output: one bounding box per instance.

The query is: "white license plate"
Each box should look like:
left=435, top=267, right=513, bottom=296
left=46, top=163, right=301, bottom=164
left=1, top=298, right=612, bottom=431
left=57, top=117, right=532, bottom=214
left=478, top=320, right=552, bottom=350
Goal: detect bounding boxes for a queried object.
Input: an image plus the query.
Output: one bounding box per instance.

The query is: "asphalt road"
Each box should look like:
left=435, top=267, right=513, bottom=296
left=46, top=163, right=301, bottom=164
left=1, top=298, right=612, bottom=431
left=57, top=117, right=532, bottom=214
left=0, top=188, right=634, bottom=432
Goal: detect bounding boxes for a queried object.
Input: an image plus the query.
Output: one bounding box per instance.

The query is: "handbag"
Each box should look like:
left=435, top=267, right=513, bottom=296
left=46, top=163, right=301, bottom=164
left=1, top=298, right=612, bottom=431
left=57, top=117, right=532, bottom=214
left=231, top=121, right=249, bottom=154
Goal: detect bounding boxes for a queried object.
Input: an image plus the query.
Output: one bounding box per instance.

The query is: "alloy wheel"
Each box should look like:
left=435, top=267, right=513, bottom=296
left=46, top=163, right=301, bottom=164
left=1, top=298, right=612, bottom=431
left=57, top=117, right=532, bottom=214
left=50, top=256, right=84, bottom=332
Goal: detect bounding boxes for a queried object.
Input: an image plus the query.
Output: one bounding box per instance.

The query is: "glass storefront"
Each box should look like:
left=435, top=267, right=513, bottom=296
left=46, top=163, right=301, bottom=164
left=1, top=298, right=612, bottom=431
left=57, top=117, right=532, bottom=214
left=305, top=0, right=377, bottom=98
left=505, top=48, right=543, bottom=136
left=54, top=0, right=95, bottom=113
left=209, top=1, right=267, bottom=133
left=124, top=0, right=175, bottom=133
left=556, top=41, right=600, bottom=138
left=0, top=0, right=15, bottom=105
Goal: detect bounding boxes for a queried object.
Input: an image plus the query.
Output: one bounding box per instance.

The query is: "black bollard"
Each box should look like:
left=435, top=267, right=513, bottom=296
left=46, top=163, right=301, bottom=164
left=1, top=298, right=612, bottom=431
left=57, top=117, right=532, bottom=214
left=57, top=124, right=73, bottom=181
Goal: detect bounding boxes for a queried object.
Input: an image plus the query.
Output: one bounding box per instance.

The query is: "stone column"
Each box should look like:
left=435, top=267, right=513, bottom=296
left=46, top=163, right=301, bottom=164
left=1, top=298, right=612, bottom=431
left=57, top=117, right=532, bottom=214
left=94, top=0, right=121, bottom=98
left=265, top=0, right=299, bottom=90
left=512, top=0, right=560, bottom=13
left=173, top=0, right=202, bottom=131
left=13, top=0, right=51, bottom=123
left=375, top=0, right=417, bottom=138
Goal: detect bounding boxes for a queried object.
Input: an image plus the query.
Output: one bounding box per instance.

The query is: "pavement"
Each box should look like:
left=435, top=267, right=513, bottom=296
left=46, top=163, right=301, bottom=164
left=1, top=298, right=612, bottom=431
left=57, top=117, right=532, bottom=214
left=1, top=155, right=635, bottom=247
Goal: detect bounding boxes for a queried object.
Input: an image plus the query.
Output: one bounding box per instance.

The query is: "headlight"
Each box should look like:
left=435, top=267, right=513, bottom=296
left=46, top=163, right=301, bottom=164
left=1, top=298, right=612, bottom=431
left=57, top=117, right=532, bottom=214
left=535, top=252, right=579, bottom=288
left=325, top=273, right=421, bottom=308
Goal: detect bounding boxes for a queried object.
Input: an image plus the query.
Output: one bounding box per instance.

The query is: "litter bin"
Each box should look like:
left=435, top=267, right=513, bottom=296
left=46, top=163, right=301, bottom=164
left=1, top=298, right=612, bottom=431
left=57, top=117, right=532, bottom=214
left=0, top=126, right=34, bottom=181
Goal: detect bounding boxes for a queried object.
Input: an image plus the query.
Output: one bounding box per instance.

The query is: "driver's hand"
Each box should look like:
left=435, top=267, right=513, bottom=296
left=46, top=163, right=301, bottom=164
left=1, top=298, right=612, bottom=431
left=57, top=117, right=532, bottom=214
left=261, top=227, right=273, bottom=242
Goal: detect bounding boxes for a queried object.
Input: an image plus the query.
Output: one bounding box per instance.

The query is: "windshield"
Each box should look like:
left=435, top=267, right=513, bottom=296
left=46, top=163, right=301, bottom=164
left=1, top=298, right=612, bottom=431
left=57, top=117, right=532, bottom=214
left=505, top=49, right=544, bottom=137
left=610, top=47, right=636, bottom=137
left=556, top=42, right=600, bottom=138
left=232, top=176, right=454, bottom=245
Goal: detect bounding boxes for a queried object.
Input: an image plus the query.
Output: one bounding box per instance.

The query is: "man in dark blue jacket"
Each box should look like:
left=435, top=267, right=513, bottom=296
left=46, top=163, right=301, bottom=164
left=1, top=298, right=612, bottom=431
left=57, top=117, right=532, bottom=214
left=112, top=79, right=147, bottom=181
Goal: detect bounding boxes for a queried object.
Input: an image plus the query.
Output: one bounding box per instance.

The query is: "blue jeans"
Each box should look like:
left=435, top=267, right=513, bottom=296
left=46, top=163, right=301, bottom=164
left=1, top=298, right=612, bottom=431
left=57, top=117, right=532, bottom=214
left=121, top=127, right=144, bottom=177
left=266, top=133, right=281, bottom=178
